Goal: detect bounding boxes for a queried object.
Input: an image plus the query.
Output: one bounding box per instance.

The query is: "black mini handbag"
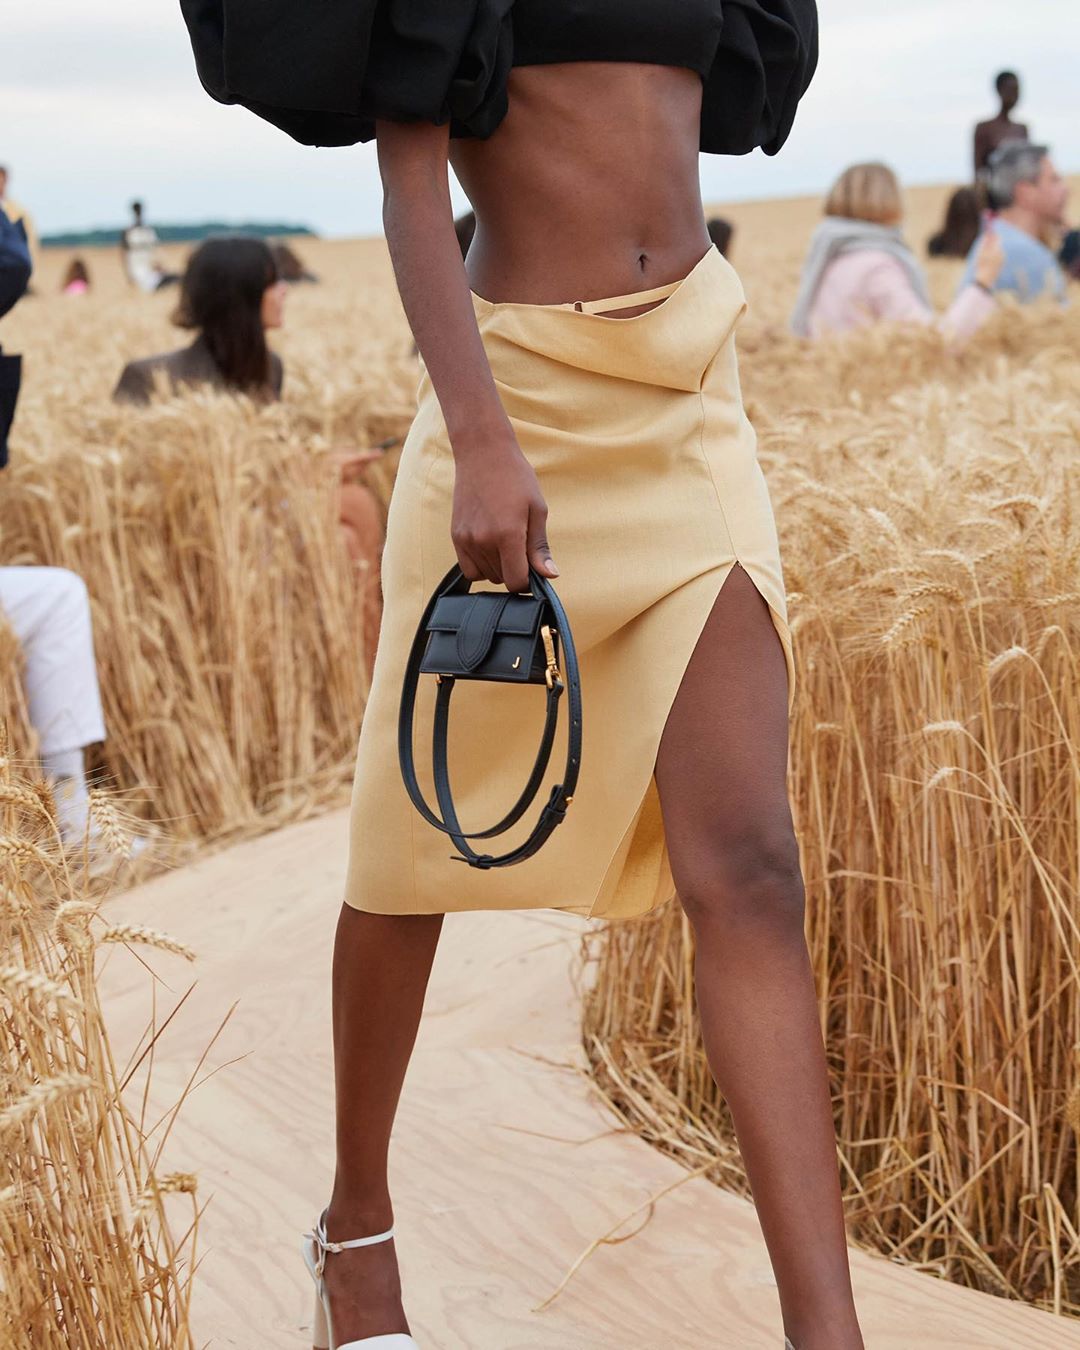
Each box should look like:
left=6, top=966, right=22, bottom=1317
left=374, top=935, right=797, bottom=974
left=398, top=564, right=582, bottom=869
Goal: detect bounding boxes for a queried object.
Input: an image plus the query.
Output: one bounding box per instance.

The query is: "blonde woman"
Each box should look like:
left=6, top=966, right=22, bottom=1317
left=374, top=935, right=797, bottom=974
left=181, top=3, right=865, bottom=1348
left=791, top=161, right=1003, bottom=340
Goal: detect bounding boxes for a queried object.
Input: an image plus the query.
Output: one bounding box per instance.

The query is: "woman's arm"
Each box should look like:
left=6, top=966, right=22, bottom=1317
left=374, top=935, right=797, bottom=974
left=864, top=235, right=1001, bottom=346
left=938, top=286, right=996, bottom=343
left=376, top=120, right=558, bottom=594
left=863, top=257, right=934, bottom=326
left=112, top=360, right=153, bottom=406
left=938, top=228, right=1003, bottom=341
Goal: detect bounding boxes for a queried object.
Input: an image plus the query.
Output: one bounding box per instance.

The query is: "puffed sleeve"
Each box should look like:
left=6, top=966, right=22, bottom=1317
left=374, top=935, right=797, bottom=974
left=179, top=0, right=515, bottom=147
left=702, top=0, right=819, bottom=156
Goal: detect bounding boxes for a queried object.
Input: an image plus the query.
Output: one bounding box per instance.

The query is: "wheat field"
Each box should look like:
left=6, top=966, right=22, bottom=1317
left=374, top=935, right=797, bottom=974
left=1, top=234, right=417, bottom=842
left=2, top=180, right=1080, bottom=1317
left=0, top=738, right=199, bottom=1347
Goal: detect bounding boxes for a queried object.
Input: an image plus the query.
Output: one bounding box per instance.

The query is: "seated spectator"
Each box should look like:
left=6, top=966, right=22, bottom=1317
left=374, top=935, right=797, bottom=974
left=927, top=187, right=981, bottom=258
left=960, top=143, right=1069, bottom=304
left=113, top=235, right=286, bottom=404
left=0, top=566, right=144, bottom=856
left=61, top=258, right=90, bottom=296
left=791, top=162, right=1003, bottom=342
left=706, top=216, right=735, bottom=258
left=114, top=235, right=386, bottom=667
left=272, top=240, right=318, bottom=284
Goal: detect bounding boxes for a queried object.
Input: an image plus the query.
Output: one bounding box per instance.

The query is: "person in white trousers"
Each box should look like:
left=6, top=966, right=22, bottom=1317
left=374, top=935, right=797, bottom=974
left=0, top=566, right=108, bottom=843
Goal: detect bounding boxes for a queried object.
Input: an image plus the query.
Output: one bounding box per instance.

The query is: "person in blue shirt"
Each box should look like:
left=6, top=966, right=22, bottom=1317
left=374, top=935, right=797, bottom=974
left=0, top=205, right=32, bottom=470
left=961, top=142, right=1068, bottom=304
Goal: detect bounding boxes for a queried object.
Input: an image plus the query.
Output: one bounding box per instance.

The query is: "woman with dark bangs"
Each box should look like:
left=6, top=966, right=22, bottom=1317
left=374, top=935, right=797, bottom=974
left=113, top=235, right=286, bottom=404
left=114, top=232, right=386, bottom=672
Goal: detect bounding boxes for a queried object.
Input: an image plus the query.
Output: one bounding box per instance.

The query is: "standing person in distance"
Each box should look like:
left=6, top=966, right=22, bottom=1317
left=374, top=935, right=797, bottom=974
left=0, top=200, right=31, bottom=469
left=973, top=71, right=1029, bottom=178
left=121, top=200, right=179, bottom=293
left=0, top=165, right=39, bottom=276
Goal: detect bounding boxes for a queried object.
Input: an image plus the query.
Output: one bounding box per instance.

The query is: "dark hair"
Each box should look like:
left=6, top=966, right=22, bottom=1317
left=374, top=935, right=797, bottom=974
left=926, top=187, right=981, bottom=258
left=995, top=70, right=1018, bottom=94
left=271, top=241, right=310, bottom=282
left=706, top=216, right=734, bottom=257
left=1060, top=228, right=1080, bottom=279
left=986, top=140, right=1047, bottom=209
left=62, top=257, right=90, bottom=288
left=173, top=236, right=279, bottom=394
left=131, top=199, right=143, bottom=217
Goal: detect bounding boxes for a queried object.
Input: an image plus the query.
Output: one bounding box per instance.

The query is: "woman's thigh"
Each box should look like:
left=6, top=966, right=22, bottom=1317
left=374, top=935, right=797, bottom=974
left=655, top=561, right=798, bottom=907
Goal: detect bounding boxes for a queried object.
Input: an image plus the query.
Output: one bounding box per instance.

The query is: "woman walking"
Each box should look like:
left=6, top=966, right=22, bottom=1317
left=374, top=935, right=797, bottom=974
left=181, top=4, right=863, bottom=1348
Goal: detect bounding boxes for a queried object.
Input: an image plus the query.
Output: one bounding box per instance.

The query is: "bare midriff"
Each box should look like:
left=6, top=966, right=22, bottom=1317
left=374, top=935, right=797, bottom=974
left=451, top=62, right=712, bottom=318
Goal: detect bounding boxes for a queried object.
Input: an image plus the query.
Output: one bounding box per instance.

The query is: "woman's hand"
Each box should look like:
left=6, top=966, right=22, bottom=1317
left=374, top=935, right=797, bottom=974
left=451, top=418, right=558, bottom=592
left=974, top=226, right=1005, bottom=290
left=334, top=447, right=386, bottom=484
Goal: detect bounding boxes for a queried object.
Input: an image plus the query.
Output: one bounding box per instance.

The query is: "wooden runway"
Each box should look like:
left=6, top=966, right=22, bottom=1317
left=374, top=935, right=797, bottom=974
left=100, top=812, right=1079, bottom=1349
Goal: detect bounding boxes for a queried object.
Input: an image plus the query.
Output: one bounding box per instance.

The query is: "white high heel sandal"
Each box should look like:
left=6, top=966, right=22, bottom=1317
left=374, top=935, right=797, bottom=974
left=301, top=1210, right=419, bottom=1350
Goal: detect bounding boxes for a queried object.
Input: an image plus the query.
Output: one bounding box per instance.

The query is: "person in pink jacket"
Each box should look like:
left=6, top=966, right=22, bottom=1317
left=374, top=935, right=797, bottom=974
left=791, top=162, right=1003, bottom=342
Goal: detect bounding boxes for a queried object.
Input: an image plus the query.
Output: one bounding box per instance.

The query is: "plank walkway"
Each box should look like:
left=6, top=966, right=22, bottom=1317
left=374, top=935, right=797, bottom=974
left=100, top=811, right=1078, bottom=1349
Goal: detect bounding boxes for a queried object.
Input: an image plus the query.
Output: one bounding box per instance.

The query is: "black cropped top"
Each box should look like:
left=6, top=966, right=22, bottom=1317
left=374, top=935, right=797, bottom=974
left=181, top=0, right=818, bottom=158
left=513, top=1, right=722, bottom=75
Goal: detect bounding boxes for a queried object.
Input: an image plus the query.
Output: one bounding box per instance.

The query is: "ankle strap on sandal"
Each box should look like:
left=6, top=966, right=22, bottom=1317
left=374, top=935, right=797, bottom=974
left=306, top=1210, right=394, bottom=1279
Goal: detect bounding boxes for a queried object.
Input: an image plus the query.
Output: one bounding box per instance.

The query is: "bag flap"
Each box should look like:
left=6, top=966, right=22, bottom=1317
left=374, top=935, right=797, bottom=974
left=428, top=593, right=544, bottom=638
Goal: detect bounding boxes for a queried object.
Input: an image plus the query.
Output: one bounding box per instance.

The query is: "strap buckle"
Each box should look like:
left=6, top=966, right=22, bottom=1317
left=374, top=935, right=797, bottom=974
left=541, top=624, right=562, bottom=690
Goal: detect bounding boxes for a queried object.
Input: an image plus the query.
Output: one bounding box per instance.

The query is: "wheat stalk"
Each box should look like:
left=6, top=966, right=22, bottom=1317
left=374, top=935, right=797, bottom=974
left=0, top=756, right=198, bottom=1347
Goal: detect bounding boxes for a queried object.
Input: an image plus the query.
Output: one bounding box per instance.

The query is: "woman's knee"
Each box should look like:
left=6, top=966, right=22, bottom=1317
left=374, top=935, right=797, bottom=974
left=339, top=483, right=386, bottom=568
left=676, top=827, right=805, bottom=938
left=4, top=568, right=92, bottom=651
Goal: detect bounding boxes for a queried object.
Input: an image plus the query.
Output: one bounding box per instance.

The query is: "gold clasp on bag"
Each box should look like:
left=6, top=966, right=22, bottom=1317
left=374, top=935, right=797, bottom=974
left=542, top=625, right=562, bottom=690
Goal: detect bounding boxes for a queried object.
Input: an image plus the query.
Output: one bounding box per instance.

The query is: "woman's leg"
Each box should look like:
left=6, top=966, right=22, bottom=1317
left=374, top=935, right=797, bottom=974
left=655, top=562, right=863, bottom=1350
left=322, top=903, right=444, bottom=1343
left=0, top=566, right=107, bottom=841
left=0, top=566, right=107, bottom=753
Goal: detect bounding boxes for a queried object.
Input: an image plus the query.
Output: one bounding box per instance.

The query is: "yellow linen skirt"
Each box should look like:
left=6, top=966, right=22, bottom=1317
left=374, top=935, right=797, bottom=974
left=345, top=244, right=795, bottom=921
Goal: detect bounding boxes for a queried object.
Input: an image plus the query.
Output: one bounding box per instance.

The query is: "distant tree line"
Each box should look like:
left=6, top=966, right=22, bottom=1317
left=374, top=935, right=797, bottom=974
left=41, top=222, right=317, bottom=249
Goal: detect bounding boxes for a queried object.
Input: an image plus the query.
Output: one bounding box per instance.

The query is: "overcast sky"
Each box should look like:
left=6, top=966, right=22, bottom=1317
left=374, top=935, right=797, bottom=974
left=3, top=1, right=1077, bottom=238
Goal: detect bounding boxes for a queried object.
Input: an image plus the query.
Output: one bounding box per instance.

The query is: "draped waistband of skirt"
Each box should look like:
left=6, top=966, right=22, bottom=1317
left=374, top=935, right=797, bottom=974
left=465, top=245, right=748, bottom=395
left=469, top=243, right=722, bottom=316
left=473, top=271, right=687, bottom=316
